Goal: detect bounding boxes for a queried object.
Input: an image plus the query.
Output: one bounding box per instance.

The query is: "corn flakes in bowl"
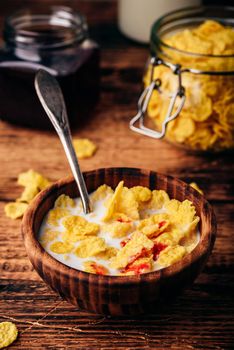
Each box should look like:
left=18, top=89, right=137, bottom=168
left=22, top=168, right=216, bottom=315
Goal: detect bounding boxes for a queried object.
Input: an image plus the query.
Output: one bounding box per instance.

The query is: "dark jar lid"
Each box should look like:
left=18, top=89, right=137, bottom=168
left=3, top=6, right=89, bottom=51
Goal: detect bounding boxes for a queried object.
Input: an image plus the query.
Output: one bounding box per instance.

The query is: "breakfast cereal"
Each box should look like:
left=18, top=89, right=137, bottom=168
left=47, top=208, right=70, bottom=226
left=38, top=229, right=60, bottom=246
left=145, top=20, right=234, bottom=151
left=54, top=194, right=75, bottom=208
left=75, top=237, right=107, bottom=258
left=0, top=322, right=18, bottom=349
left=4, top=202, right=28, bottom=219
left=50, top=241, right=74, bottom=254
left=73, top=138, right=97, bottom=159
left=38, top=181, right=200, bottom=276
left=130, top=186, right=152, bottom=203
left=62, top=215, right=99, bottom=240
left=17, top=184, right=39, bottom=203
left=5, top=169, right=51, bottom=219
left=18, top=169, right=51, bottom=190
left=83, top=261, right=109, bottom=275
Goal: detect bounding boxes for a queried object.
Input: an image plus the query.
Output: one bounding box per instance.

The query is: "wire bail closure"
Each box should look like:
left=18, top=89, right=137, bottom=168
left=129, top=56, right=186, bottom=139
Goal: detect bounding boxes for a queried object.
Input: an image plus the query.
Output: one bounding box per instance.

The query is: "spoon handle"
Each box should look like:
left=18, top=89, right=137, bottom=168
left=34, top=69, right=91, bottom=214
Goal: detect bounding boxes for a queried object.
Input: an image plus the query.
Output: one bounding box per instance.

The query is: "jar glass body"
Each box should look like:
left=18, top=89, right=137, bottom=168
left=144, top=6, right=234, bottom=152
left=0, top=7, right=100, bottom=129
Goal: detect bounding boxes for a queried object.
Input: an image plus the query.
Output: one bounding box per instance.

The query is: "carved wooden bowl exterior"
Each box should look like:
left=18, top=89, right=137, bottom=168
left=21, top=168, right=216, bottom=316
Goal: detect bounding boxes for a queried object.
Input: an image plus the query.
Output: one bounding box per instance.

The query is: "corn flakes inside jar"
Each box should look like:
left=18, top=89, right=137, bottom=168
left=130, top=7, right=234, bottom=152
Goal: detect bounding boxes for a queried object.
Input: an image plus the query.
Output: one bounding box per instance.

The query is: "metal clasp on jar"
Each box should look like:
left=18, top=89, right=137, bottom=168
left=129, top=56, right=186, bottom=139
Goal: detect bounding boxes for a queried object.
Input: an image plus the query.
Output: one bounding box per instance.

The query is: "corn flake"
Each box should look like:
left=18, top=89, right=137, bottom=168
left=83, top=261, right=109, bottom=275
left=180, top=230, right=198, bottom=253
left=39, top=229, right=60, bottom=246
left=195, top=20, right=224, bottom=36
left=154, top=229, right=185, bottom=247
left=141, top=222, right=169, bottom=238
left=5, top=169, right=51, bottom=221
left=190, top=92, right=212, bottom=122
left=50, top=241, right=74, bottom=254
left=116, top=187, right=139, bottom=220
left=122, top=256, right=153, bottom=275
left=145, top=190, right=170, bottom=210
left=164, top=199, right=199, bottom=229
left=54, top=194, right=75, bottom=208
left=75, top=237, right=107, bottom=258
left=103, top=181, right=124, bottom=221
left=113, top=213, right=133, bottom=223
left=103, top=221, right=133, bottom=238
left=0, top=322, right=18, bottom=349
left=18, top=169, right=51, bottom=190
left=47, top=208, right=70, bottom=226
left=110, top=231, right=153, bottom=269
left=103, top=182, right=140, bottom=221
left=130, top=186, right=152, bottom=203
left=137, top=214, right=170, bottom=239
left=73, top=138, right=97, bottom=159
left=170, top=116, right=195, bottom=143
left=138, top=213, right=169, bottom=229
left=96, top=246, right=118, bottom=260
left=62, top=215, right=99, bottom=241
left=17, top=184, right=39, bottom=203
left=4, top=202, right=28, bottom=219
left=91, top=184, right=113, bottom=202
left=157, top=245, right=186, bottom=267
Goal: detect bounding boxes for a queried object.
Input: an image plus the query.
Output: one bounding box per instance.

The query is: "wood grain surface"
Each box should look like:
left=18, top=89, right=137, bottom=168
left=0, top=0, right=233, bottom=349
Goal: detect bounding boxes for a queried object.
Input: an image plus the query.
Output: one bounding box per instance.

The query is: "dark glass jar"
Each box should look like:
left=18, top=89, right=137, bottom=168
left=0, top=6, right=100, bottom=129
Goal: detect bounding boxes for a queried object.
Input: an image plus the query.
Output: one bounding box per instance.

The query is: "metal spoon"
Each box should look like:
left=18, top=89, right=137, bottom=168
left=34, top=69, right=91, bottom=214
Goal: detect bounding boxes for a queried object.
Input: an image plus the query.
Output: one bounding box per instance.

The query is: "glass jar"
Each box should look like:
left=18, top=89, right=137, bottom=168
left=130, top=6, right=234, bottom=152
left=0, top=6, right=100, bottom=129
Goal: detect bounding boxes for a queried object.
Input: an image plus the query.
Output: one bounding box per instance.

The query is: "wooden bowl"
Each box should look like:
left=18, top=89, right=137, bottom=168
left=22, top=168, right=216, bottom=316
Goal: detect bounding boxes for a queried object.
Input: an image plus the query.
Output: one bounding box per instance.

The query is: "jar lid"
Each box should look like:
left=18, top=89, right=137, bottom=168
left=4, top=6, right=88, bottom=50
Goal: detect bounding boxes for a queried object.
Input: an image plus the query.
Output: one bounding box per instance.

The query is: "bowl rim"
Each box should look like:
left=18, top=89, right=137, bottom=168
left=21, top=167, right=216, bottom=285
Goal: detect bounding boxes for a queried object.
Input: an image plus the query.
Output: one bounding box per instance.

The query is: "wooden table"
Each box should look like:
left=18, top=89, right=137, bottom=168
left=0, top=1, right=233, bottom=349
